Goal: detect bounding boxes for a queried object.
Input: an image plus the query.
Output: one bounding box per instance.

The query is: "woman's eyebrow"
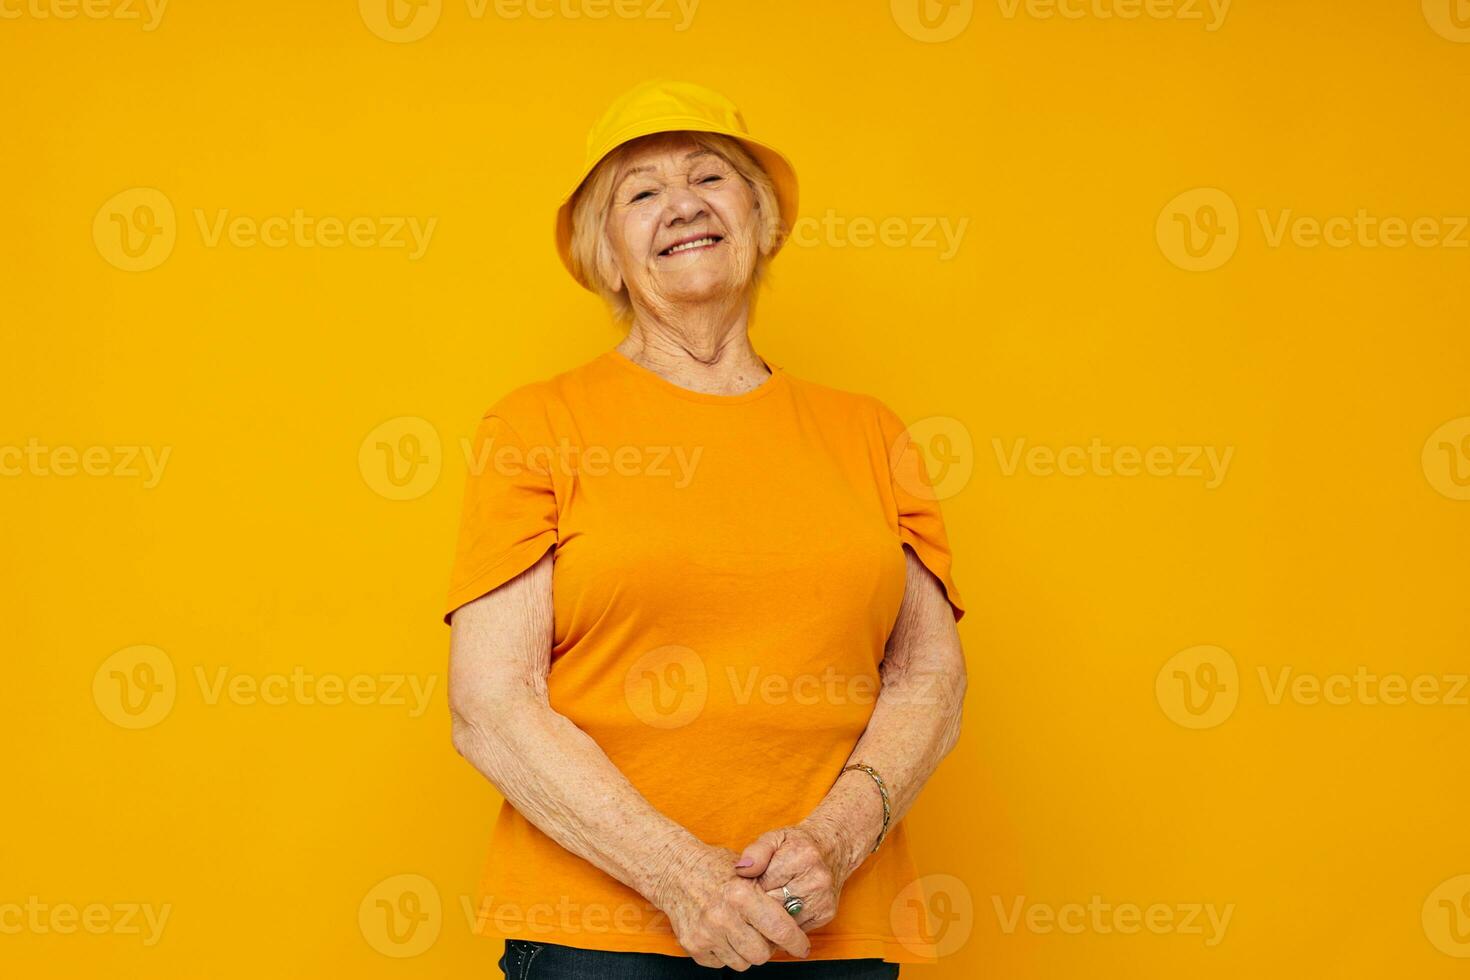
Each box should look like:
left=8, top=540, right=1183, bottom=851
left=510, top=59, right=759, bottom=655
left=617, top=151, right=721, bottom=186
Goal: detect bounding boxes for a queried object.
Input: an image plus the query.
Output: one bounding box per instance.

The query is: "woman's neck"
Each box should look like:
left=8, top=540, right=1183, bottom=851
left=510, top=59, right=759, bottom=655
left=617, top=305, right=771, bottom=397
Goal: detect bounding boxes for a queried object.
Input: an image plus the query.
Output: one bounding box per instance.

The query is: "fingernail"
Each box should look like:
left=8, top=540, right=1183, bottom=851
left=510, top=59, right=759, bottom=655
left=734, top=858, right=753, bottom=868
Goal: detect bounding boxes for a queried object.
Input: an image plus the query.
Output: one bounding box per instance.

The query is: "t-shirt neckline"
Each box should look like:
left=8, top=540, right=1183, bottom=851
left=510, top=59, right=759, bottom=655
left=601, top=347, right=787, bottom=405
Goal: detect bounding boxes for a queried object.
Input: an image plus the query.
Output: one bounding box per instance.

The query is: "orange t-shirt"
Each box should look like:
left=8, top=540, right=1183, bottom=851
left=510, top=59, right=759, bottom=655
left=443, top=348, right=965, bottom=964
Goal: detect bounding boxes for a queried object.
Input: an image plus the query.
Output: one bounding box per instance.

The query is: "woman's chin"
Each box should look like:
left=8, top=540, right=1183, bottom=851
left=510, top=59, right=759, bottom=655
left=651, top=273, right=741, bottom=306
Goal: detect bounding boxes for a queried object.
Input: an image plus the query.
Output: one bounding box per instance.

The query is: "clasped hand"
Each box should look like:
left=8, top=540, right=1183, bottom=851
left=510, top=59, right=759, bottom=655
left=655, top=823, right=852, bottom=971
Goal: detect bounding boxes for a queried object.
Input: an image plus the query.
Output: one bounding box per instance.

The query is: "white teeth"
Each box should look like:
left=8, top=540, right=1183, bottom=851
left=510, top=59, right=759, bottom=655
left=665, top=236, right=717, bottom=255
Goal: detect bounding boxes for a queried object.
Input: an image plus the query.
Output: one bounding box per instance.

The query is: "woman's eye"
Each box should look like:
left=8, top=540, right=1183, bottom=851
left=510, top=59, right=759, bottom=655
left=629, top=190, right=655, bottom=203
left=698, top=174, right=724, bottom=184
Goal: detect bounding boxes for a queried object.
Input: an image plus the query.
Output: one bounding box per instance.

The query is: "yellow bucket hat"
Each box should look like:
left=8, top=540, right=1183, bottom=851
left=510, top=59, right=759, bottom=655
left=554, top=79, right=799, bottom=290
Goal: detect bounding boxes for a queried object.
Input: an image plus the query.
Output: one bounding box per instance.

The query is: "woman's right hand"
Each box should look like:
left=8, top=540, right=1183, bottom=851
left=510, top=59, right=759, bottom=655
left=651, top=842, right=811, bottom=970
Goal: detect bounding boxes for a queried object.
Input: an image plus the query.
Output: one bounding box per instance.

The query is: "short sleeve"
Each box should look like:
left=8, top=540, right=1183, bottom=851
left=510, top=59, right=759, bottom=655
left=875, top=401, right=967, bottom=623
left=442, top=412, right=559, bottom=624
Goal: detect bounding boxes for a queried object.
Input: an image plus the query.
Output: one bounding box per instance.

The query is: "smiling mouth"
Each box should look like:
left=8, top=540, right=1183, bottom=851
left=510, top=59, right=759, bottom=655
left=659, top=235, right=723, bottom=257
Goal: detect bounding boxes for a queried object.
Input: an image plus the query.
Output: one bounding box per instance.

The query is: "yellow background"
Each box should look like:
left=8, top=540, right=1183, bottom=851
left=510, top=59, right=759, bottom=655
left=4, top=0, right=1469, bottom=976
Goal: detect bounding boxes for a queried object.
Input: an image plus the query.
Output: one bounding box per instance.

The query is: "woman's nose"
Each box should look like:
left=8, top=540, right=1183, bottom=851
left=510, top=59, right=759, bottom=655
left=663, top=186, right=708, bottom=224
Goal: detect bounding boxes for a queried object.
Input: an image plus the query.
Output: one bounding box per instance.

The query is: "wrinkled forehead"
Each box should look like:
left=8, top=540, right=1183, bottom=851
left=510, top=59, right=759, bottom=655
left=612, top=132, right=729, bottom=185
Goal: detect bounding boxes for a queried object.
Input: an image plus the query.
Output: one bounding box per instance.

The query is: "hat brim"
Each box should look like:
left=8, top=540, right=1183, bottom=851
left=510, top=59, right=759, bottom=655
left=554, top=122, right=799, bottom=291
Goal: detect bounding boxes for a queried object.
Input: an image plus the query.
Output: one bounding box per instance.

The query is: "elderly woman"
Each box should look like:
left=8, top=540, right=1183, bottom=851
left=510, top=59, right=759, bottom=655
left=444, top=79, right=967, bottom=978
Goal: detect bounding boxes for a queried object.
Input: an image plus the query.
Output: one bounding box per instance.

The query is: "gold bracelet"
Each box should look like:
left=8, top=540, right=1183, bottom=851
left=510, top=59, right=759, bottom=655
left=837, top=763, right=892, bottom=854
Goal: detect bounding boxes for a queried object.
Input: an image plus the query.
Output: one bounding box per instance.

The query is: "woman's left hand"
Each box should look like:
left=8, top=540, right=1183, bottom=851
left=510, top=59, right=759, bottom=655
left=731, top=823, right=854, bottom=932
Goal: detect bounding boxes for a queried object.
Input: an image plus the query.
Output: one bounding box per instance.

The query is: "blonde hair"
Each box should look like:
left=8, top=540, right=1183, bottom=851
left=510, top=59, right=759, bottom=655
left=567, top=131, right=785, bottom=322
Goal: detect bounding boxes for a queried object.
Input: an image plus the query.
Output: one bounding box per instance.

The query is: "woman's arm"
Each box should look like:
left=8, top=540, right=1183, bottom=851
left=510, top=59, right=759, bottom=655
left=734, top=545, right=967, bottom=925
left=813, top=544, right=968, bottom=869
left=447, top=551, right=810, bottom=968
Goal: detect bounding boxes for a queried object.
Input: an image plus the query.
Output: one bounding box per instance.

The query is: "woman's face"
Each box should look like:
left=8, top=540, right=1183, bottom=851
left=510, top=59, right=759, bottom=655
left=602, top=134, right=760, bottom=313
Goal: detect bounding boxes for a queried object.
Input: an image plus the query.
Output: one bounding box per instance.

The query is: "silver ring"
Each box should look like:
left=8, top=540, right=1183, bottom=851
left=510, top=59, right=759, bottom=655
left=782, top=884, right=804, bottom=917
